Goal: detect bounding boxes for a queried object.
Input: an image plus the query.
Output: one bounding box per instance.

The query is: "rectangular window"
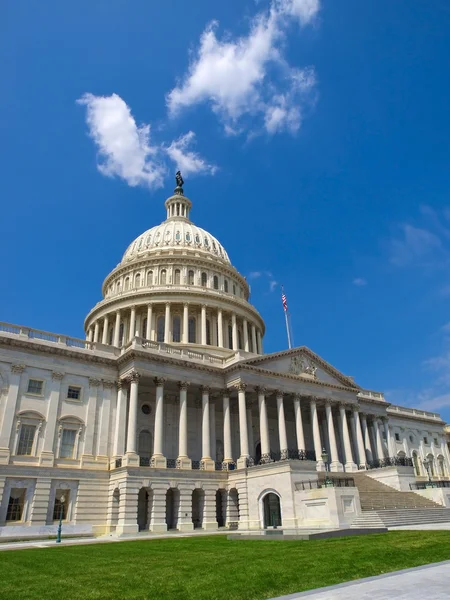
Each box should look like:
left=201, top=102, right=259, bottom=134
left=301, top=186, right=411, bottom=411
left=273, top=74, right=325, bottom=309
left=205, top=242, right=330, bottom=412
left=395, top=433, right=400, bottom=442
left=17, top=424, right=36, bottom=455
left=434, top=438, right=439, bottom=446
left=424, top=437, right=429, bottom=445
left=60, top=429, right=76, bottom=459
left=6, top=489, right=26, bottom=521
left=53, top=490, right=70, bottom=521
left=67, top=386, right=81, bottom=401
left=27, top=379, right=43, bottom=395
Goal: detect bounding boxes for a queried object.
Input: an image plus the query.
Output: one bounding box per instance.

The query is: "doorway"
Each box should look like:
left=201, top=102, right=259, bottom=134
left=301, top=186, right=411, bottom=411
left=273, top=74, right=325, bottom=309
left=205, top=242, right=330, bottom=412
left=263, top=493, right=282, bottom=528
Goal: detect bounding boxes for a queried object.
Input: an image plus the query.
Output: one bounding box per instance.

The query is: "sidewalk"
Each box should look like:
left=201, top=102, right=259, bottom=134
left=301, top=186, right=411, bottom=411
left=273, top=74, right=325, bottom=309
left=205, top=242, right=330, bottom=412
left=270, top=561, right=450, bottom=599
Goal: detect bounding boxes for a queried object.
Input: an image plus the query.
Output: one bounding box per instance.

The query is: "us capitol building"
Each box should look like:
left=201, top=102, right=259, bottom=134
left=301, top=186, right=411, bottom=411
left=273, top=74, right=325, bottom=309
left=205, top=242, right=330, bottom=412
left=1, top=177, right=450, bottom=538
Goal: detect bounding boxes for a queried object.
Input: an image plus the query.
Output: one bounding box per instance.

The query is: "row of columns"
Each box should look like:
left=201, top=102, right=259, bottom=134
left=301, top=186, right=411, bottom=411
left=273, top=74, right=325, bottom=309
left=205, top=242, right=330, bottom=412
left=119, top=373, right=392, bottom=473
left=87, top=303, right=263, bottom=353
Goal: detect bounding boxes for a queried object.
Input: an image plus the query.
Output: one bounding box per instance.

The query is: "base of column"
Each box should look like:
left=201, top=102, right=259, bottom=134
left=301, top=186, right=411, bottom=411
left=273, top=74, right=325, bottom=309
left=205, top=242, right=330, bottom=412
left=123, top=452, right=140, bottom=467
left=39, top=451, right=55, bottom=467
left=176, top=456, right=192, bottom=469
left=316, top=460, right=325, bottom=472
left=0, top=447, right=10, bottom=464
left=150, top=454, right=167, bottom=468
left=237, top=456, right=253, bottom=469
left=150, top=523, right=168, bottom=533
left=330, top=461, right=344, bottom=472
left=260, top=453, right=273, bottom=464
left=178, top=521, right=194, bottom=532
left=200, top=458, right=215, bottom=471
left=344, top=462, right=358, bottom=473
left=116, top=524, right=139, bottom=535
left=202, top=521, right=218, bottom=531
left=222, top=460, right=236, bottom=471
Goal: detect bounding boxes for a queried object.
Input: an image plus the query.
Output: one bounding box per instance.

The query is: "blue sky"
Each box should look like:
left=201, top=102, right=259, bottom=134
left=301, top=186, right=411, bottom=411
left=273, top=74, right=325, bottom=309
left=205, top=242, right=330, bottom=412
left=2, top=1, right=450, bottom=419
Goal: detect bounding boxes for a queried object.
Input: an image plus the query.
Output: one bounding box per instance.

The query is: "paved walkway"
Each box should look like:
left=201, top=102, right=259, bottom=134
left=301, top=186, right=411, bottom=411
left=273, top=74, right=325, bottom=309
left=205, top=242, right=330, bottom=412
left=270, top=561, right=450, bottom=599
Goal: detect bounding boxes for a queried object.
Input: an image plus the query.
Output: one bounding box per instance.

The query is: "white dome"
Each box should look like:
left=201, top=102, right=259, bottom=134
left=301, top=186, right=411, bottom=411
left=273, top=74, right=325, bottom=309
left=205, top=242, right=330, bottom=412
left=122, top=218, right=231, bottom=265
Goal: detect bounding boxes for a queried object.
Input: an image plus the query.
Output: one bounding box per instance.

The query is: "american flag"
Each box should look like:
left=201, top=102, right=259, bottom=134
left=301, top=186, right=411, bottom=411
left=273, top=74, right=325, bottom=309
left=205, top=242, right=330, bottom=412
left=281, top=288, right=288, bottom=312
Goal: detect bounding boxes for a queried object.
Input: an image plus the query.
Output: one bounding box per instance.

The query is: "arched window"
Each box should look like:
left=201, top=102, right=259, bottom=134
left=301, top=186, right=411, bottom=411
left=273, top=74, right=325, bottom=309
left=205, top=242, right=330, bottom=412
left=206, top=320, right=211, bottom=345
left=213, top=275, right=219, bottom=290
left=233, top=284, right=236, bottom=295
left=124, top=277, right=130, bottom=291
left=238, top=329, right=242, bottom=350
left=135, top=273, right=141, bottom=288
left=188, top=270, right=194, bottom=285
left=188, top=318, right=196, bottom=343
left=157, top=316, right=165, bottom=342
left=228, top=325, right=233, bottom=349
left=160, top=270, right=167, bottom=285
left=173, top=315, right=181, bottom=342
left=174, top=269, right=181, bottom=285
left=142, top=318, right=147, bottom=339
left=201, top=272, right=207, bottom=287
left=224, top=279, right=229, bottom=293
left=147, top=271, right=153, bottom=286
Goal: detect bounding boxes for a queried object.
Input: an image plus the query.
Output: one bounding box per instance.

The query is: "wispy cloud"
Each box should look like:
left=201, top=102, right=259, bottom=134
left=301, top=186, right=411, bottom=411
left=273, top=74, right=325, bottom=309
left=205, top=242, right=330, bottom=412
left=78, top=93, right=215, bottom=189
left=269, top=279, right=279, bottom=292
left=167, top=0, right=319, bottom=135
left=353, top=277, right=367, bottom=286
left=248, top=271, right=262, bottom=279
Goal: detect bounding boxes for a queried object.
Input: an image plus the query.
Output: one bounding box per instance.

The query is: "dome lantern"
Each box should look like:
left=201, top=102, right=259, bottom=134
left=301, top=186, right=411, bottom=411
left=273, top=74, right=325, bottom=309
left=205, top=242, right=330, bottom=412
left=164, top=171, right=192, bottom=221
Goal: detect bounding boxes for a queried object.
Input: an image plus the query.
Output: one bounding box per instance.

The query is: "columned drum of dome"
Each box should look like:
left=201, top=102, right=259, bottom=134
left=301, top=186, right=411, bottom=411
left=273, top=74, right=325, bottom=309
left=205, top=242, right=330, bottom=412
left=84, top=179, right=265, bottom=354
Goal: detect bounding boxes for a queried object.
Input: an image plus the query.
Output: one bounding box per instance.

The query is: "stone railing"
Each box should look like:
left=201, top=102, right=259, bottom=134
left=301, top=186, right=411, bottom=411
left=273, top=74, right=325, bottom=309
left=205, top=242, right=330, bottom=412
left=357, top=390, right=385, bottom=401
left=388, top=405, right=442, bottom=422
left=138, top=338, right=226, bottom=366
left=0, top=321, right=108, bottom=353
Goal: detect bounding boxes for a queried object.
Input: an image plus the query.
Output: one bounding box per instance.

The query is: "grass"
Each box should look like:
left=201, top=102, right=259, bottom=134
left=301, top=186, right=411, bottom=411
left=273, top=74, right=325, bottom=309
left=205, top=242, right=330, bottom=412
left=0, top=531, right=449, bottom=600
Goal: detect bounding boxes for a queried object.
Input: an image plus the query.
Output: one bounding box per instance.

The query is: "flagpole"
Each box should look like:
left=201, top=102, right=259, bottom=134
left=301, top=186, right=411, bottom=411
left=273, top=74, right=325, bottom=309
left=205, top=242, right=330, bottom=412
left=281, top=285, right=292, bottom=349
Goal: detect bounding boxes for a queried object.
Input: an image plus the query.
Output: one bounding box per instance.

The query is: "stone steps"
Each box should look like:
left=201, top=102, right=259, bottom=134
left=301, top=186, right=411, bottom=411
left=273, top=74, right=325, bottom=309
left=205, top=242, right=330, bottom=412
left=351, top=508, right=450, bottom=528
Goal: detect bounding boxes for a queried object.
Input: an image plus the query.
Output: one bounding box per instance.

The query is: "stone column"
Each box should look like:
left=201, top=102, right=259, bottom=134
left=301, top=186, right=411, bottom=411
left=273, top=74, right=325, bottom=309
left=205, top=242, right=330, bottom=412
left=164, top=303, right=171, bottom=343
left=251, top=325, right=257, bottom=354
left=0, top=364, right=25, bottom=463
left=222, top=391, right=234, bottom=468
left=374, top=418, right=386, bottom=461
left=360, top=413, right=373, bottom=463
left=382, top=418, right=392, bottom=456
left=232, top=313, right=238, bottom=350
left=352, top=407, right=367, bottom=468
left=276, top=391, right=288, bottom=460
left=210, top=401, right=216, bottom=462
left=124, top=371, right=139, bottom=466
left=339, top=404, right=357, bottom=472
left=310, top=397, right=324, bottom=470
left=246, top=403, right=254, bottom=459
left=257, top=387, right=271, bottom=463
left=325, top=402, right=343, bottom=472
left=182, top=303, right=188, bottom=343
left=145, top=304, right=152, bottom=340
left=149, top=485, right=168, bottom=533
left=257, top=330, right=262, bottom=354
left=201, top=304, right=207, bottom=345
left=81, top=378, right=101, bottom=467
left=97, top=380, right=114, bottom=460
left=176, top=382, right=191, bottom=469
left=116, top=482, right=140, bottom=535
left=200, top=386, right=214, bottom=470
left=151, top=378, right=167, bottom=468
left=293, top=395, right=305, bottom=454
left=237, top=383, right=250, bottom=468
left=101, top=315, right=109, bottom=344
left=129, top=306, right=136, bottom=342
left=113, top=380, right=127, bottom=458
left=217, top=309, right=223, bottom=348
left=177, top=485, right=194, bottom=532
left=113, top=310, right=121, bottom=347
left=243, top=318, right=249, bottom=352
left=40, top=371, right=64, bottom=466
left=93, top=322, right=99, bottom=343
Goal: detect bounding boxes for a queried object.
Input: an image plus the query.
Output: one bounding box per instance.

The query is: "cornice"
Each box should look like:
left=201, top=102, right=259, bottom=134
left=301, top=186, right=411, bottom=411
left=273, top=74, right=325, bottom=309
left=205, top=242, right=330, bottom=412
left=387, top=407, right=445, bottom=426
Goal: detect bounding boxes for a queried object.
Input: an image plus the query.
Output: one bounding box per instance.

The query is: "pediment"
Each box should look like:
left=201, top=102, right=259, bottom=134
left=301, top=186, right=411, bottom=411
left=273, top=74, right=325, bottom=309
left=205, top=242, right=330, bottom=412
left=241, top=347, right=359, bottom=389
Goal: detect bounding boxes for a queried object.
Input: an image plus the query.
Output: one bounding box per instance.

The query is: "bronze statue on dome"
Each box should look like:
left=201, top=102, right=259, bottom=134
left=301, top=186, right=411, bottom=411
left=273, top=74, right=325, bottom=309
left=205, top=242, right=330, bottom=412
left=175, top=171, right=184, bottom=189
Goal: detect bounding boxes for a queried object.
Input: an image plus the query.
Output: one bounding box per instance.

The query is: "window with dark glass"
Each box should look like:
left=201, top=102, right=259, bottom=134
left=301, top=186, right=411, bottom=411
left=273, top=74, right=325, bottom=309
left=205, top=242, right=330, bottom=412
left=6, top=489, right=25, bottom=521
left=206, top=320, right=211, bottom=345
left=53, top=491, right=69, bottom=521
left=228, top=325, right=233, bottom=349
left=201, top=272, right=207, bottom=287
left=188, top=270, right=194, bottom=285
left=213, top=276, right=219, bottom=290
left=173, top=315, right=181, bottom=342
left=60, top=429, right=76, bottom=458
left=67, top=386, right=81, bottom=401
left=157, top=316, right=165, bottom=342
left=224, top=279, right=229, bottom=293
left=27, top=379, right=43, bottom=395
left=17, top=424, right=36, bottom=456
left=174, top=269, right=181, bottom=285
left=188, top=318, right=196, bottom=343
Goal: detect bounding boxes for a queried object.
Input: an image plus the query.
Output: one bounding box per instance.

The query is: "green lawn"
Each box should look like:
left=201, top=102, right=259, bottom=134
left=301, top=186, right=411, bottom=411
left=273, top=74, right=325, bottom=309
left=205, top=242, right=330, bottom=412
left=0, top=531, right=449, bottom=600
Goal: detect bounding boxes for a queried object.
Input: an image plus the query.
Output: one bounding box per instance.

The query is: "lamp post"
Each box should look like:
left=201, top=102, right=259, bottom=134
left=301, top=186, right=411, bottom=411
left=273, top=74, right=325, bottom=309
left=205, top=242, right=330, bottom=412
left=56, top=494, right=66, bottom=544
left=321, top=448, right=333, bottom=487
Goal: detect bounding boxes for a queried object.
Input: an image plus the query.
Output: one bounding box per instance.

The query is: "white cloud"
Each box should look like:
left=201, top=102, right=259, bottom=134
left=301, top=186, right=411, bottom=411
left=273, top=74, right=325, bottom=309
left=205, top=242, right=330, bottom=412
left=78, top=93, right=216, bottom=189
left=390, top=224, right=444, bottom=267
left=77, top=93, right=165, bottom=189
left=353, top=277, right=367, bottom=286
left=248, top=271, right=262, bottom=279
left=269, top=280, right=279, bottom=292
left=165, top=131, right=217, bottom=176
left=167, top=0, right=318, bottom=135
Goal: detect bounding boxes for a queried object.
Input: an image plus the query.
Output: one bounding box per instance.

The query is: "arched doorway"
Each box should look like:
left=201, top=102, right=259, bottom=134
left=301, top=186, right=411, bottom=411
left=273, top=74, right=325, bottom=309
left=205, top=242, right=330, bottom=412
left=137, top=488, right=149, bottom=531
left=263, top=493, right=282, bottom=529
left=216, top=490, right=226, bottom=527
left=192, top=489, right=204, bottom=529
left=255, top=442, right=262, bottom=465
left=166, top=488, right=179, bottom=530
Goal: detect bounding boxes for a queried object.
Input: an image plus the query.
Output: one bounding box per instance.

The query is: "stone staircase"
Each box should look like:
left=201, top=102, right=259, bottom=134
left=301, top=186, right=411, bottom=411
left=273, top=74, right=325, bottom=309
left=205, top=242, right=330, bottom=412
left=321, top=472, right=450, bottom=528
